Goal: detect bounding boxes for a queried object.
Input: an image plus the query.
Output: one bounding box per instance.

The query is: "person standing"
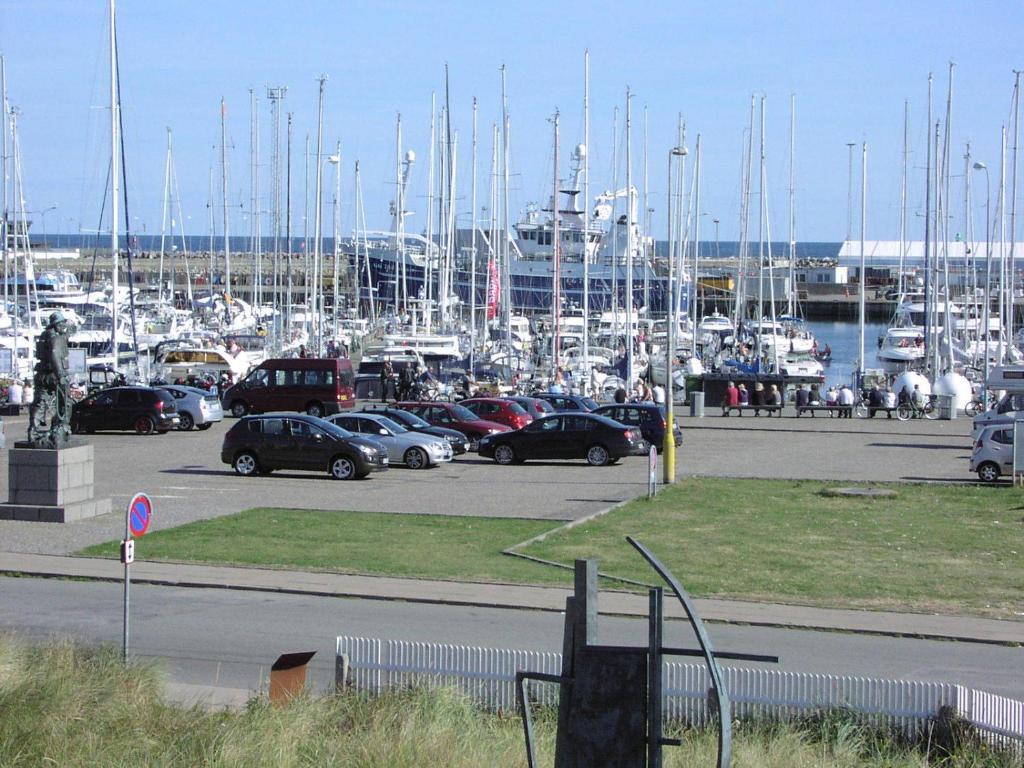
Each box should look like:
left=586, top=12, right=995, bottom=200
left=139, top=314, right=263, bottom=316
left=379, top=360, right=395, bottom=403
left=722, top=380, right=739, bottom=416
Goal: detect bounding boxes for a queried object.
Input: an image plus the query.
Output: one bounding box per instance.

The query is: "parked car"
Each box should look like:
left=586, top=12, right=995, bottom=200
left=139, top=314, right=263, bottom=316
left=532, top=392, right=599, bottom=412
left=505, top=395, right=556, bottom=420
left=971, top=424, right=1015, bottom=482
left=358, top=404, right=471, bottom=454
left=459, top=397, right=532, bottom=430
left=220, top=412, right=388, bottom=479
left=71, top=386, right=180, bottom=435
left=159, top=384, right=224, bottom=431
left=395, top=401, right=510, bottom=450
left=591, top=403, right=682, bottom=451
left=329, top=412, right=452, bottom=469
left=221, top=357, right=356, bottom=418
left=478, top=412, right=647, bottom=466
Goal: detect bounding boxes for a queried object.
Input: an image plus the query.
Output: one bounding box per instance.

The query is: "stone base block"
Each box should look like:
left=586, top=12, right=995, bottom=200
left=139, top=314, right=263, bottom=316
left=1, top=443, right=110, bottom=523
left=0, top=497, right=111, bottom=523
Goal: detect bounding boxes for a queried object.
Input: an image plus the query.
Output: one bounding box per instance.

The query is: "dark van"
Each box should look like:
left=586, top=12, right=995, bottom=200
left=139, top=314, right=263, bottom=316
left=222, top=358, right=355, bottom=418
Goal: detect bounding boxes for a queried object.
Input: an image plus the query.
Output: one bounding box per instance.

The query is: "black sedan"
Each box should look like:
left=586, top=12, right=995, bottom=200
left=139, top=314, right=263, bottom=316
left=478, top=412, right=647, bottom=466
left=359, top=405, right=471, bottom=454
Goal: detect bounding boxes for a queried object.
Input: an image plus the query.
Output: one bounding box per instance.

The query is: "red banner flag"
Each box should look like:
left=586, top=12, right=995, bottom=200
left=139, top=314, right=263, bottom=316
left=486, top=258, right=500, bottom=320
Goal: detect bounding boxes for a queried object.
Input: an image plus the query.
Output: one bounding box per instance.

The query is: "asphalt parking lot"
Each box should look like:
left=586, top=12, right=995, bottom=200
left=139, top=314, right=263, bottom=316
left=0, top=408, right=977, bottom=556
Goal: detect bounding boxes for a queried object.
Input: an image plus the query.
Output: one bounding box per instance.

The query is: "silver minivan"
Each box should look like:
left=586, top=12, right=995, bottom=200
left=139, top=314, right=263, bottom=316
left=970, top=424, right=1015, bottom=482
left=971, top=393, right=1024, bottom=439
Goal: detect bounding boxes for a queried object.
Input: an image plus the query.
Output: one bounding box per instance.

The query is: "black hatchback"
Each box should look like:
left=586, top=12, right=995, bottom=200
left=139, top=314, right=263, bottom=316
left=71, top=386, right=180, bottom=435
left=220, top=412, right=389, bottom=480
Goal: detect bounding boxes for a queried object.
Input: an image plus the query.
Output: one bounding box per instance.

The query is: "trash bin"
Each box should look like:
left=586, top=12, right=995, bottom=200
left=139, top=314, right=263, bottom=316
left=689, top=391, right=705, bottom=418
left=936, top=394, right=956, bottom=420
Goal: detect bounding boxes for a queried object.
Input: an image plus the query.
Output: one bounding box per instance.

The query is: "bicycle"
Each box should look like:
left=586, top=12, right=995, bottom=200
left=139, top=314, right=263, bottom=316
left=895, top=395, right=938, bottom=421
left=964, top=391, right=997, bottom=417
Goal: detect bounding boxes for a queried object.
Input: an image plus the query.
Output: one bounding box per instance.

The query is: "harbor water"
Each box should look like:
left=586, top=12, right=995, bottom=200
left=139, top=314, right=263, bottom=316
left=805, top=320, right=890, bottom=388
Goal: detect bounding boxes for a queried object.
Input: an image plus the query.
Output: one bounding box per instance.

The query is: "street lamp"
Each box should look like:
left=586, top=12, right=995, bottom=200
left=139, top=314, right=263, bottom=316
left=973, top=161, right=992, bottom=400
left=664, top=144, right=687, bottom=485
left=846, top=142, right=856, bottom=243
left=29, top=205, right=57, bottom=249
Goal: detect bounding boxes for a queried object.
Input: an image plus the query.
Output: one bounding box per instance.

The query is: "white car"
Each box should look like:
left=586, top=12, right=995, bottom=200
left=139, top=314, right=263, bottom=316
left=970, top=424, right=1015, bottom=482
left=328, top=412, right=452, bottom=469
left=158, top=384, right=225, bottom=431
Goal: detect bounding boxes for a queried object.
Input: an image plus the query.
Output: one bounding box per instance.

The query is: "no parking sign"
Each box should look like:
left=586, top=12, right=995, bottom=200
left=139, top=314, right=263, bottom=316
left=127, top=493, right=153, bottom=537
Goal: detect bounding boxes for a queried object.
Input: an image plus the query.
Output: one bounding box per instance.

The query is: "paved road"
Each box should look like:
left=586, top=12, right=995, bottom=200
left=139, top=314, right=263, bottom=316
left=3, top=577, right=1021, bottom=699
left=0, top=409, right=977, bottom=556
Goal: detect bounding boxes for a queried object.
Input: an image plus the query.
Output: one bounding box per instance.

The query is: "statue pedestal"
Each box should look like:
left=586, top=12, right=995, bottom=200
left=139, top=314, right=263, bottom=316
left=0, top=443, right=111, bottom=523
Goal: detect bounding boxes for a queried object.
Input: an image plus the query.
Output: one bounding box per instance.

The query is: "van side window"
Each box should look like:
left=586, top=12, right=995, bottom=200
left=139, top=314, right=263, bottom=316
left=246, top=420, right=263, bottom=434
left=249, top=370, right=269, bottom=388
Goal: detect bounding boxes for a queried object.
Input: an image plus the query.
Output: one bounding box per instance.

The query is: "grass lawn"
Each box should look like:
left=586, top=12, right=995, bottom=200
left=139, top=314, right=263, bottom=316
left=79, top=509, right=560, bottom=584
left=520, top=478, right=1024, bottom=619
left=78, top=478, right=1024, bottom=618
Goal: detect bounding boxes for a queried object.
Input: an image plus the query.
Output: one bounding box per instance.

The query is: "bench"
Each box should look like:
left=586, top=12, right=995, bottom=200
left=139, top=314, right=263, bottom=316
left=795, top=405, right=851, bottom=418
left=861, top=406, right=897, bottom=419
left=723, top=404, right=784, bottom=417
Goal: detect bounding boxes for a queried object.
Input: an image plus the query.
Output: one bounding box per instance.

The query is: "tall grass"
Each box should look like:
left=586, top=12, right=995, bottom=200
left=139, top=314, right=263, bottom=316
left=0, top=635, right=1017, bottom=767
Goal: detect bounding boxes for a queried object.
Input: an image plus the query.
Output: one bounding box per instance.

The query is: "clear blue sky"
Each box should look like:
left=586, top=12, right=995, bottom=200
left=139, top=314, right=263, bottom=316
left=2, top=0, right=1022, bottom=243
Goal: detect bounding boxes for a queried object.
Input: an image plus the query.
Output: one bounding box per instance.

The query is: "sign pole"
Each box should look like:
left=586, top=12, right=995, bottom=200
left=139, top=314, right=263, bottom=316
left=121, top=492, right=153, bottom=663
left=122, top=505, right=130, bottom=662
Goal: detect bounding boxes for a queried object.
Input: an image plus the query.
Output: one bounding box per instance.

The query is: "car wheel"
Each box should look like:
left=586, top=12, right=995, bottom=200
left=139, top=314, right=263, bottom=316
left=330, top=455, right=357, bottom=480
left=586, top=444, right=610, bottom=466
left=196, top=423, right=213, bottom=431
left=230, top=400, right=249, bottom=418
left=233, top=451, right=259, bottom=477
left=404, top=447, right=428, bottom=469
left=134, top=416, right=155, bottom=435
left=493, top=444, right=516, bottom=465
left=977, top=461, right=1001, bottom=483
left=178, top=412, right=195, bottom=431
left=306, top=401, right=324, bottom=418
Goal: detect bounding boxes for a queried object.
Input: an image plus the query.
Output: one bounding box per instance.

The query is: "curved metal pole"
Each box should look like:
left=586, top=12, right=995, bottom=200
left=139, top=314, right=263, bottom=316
left=627, top=536, right=732, bottom=768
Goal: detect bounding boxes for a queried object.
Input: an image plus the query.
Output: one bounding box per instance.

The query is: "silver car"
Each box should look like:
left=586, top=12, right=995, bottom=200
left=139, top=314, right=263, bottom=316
left=971, top=424, right=1015, bottom=482
left=328, top=412, right=452, bottom=469
left=159, top=384, right=225, bottom=431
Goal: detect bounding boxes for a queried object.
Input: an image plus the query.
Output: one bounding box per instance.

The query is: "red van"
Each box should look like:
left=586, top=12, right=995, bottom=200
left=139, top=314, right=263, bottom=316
left=222, top=358, right=355, bottom=418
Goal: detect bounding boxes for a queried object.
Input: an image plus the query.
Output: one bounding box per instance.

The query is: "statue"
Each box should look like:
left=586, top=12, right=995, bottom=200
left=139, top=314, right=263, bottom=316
left=27, top=311, right=74, bottom=449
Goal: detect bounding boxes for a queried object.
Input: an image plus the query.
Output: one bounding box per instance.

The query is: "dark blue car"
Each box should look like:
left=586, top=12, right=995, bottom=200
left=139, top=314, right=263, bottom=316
left=592, top=403, right=682, bottom=452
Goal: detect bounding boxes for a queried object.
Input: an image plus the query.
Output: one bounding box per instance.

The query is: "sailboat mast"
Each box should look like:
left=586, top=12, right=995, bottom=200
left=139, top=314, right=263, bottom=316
left=501, top=66, right=512, bottom=359
left=1, top=53, right=8, bottom=309
left=643, top=105, right=649, bottom=312
left=859, top=141, right=867, bottom=384
left=110, top=0, right=120, bottom=374
left=1008, top=71, right=1020, bottom=345
left=311, top=75, right=326, bottom=352
left=158, top=128, right=172, bottom=305
left=250, top=89, right=261, bottom=308
left=220, top=97, right=231, bottom=295
left=552, top=110, right=561, bottom=376
left=691, top=134, right=702, bottom=359
left=470, top=97, right=478, bottom=369
left=923, top=74, right=932, bottom=374
left=625, top=88, right=634, bottom=389
left=285, top=112, right=293, bottom=334
left=582, top=50, right=590, bottom=393
left=787, top=94, right=796, bottom=317
left=332, top=139, right=340, bottom=340
left=899, top=100, right=908, bottom=298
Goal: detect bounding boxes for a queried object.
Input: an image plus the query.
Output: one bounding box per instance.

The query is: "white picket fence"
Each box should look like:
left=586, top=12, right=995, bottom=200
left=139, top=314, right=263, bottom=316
left=336, top=636, right=1024, bottom=752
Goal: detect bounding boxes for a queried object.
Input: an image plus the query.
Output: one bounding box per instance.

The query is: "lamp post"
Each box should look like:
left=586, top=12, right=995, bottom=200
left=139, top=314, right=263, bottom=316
left=974, top=161, right=992, bottom=401
left=846, top=142, right=856, bottom=243
left=664, top=145, right=687, bottom=485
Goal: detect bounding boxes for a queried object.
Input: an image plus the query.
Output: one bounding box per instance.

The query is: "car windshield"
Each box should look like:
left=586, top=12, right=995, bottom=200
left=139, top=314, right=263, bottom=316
left=391, top=410, right=430, bottom=428
left=373, top=416, right=407, bottom=434
left=506, top=402, right=528, bottom=415
left=533, top=399, right=556, bottom=412
left=581, top=397, right=599, bottom=410
left=451, top=404, right=477, bottom=421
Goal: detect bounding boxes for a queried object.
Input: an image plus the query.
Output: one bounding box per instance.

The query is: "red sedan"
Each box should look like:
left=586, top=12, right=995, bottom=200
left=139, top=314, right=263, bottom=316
left=460, top=397, right=533, bottom=430
left=396, top=401, right=510, bottom=450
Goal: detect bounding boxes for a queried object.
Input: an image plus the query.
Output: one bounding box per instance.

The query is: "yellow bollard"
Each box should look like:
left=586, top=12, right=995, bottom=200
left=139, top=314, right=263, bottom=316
left=662, top=405, right=676, bottom=484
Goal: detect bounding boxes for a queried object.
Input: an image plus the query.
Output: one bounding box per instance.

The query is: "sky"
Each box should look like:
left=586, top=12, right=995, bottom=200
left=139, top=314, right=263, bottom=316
left=2, top=0, right=1023, bottom=244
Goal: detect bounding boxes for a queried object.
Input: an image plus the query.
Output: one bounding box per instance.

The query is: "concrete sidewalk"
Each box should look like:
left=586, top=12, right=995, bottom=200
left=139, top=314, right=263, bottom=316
left=2, top=551, right=1021, bottom=646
